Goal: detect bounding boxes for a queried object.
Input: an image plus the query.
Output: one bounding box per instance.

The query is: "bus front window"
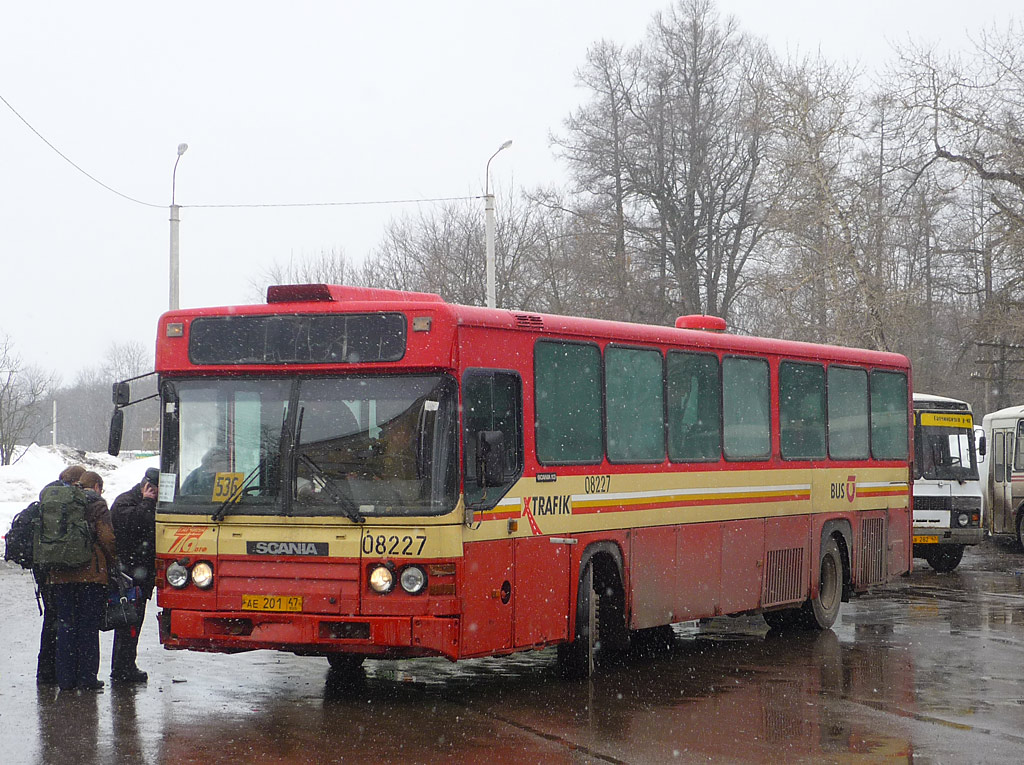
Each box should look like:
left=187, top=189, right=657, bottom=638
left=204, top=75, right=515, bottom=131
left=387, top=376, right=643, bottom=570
left=293, top=375, right=458, bottom=517
left=916, top=424, right=979, bottom=482
left=170, top=379, right=291, bottom=507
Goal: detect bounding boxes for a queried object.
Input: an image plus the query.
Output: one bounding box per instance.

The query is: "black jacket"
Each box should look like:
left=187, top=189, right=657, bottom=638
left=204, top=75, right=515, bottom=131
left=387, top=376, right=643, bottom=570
left=110, top=482, right=156, bottom=597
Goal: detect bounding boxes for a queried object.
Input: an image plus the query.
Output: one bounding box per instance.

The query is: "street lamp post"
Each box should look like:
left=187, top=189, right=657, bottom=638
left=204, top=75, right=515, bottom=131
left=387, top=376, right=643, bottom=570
left=169, top=142, right=188, bottom=311
left=485, top=140, right=512, bottom=309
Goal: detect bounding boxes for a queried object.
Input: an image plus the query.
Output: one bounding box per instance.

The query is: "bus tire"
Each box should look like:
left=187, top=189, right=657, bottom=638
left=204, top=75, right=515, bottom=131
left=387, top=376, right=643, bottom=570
left=1016, top=512, right=1024, bottom=552
left=327, top=654, right=366, bottom=673
left=925, top=545, right=964, bottom=573
left=558, top=561, right=597, bottom=679
left=801, top=536, right=842, bottom=630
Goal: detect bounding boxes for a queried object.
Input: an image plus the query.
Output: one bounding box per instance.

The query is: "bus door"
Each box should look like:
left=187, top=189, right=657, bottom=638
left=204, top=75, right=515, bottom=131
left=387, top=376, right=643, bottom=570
left=991, top=427, right=1015, bottom=535
left=513, top=536, right=572, bottom=647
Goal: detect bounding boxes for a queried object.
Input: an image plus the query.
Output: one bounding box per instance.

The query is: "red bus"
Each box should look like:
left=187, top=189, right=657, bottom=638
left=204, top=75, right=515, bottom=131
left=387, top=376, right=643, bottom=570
left=111, top=284, right=912, bottom=676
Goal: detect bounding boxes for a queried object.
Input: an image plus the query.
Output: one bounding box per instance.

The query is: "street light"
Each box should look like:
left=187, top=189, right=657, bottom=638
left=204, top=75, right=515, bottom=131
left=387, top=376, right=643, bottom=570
left=169, top=142, right=188, bottom=310
left=485, top=139, right=512, bottom=309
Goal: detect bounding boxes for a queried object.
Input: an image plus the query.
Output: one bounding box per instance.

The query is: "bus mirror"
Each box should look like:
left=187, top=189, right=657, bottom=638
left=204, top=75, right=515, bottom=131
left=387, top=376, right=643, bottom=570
left=476, top=430, right=505, bottom=488
left=112, top=381, right=131, bottom=406
left=108, top=408, right=125, bottom=456
left=978, top=434, right=987, bottom=458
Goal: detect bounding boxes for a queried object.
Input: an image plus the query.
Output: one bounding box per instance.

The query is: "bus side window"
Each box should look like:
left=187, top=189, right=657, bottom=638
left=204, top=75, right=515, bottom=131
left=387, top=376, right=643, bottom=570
left=995, top=431, right=1005, bottom=484
left=463, top=370, right=524, bottom=508
left=1015, top=421, right=1024, bottom=473
left=1008, top=431, right=1016, bottom=483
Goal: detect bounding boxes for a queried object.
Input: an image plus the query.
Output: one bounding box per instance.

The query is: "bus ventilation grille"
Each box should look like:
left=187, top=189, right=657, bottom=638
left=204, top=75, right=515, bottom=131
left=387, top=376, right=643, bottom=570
left=514, top=314, right=544, bottom=329
left=763, top=547, right=804, bottom=606
left=859, top=517, right=886, bottom=585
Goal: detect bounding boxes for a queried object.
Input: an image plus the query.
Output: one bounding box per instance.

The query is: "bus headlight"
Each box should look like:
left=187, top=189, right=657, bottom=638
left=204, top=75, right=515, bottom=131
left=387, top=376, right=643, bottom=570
left=191, top=561, right=214, bottom=589
left=399, top=565, right=427, bottom=595
left=957, top=513, right=970, bottom=527
left=166, top=562, right=189, bottom=588
left=369, top=565, right=394, bottom=594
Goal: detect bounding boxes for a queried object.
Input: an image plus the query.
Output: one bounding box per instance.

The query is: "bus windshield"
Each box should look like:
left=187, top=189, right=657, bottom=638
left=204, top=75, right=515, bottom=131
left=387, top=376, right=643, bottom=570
left=915, top=421, right=979, bottom=482
left=165, top=374, right=459, bottom=517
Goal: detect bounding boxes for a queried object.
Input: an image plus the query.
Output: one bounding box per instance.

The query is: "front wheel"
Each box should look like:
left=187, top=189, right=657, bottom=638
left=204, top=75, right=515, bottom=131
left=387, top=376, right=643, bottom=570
left=326, top=654, right=365, bottom=673
left=558, top=561, right=596, bottom=679
left=801, top=537, right=843, bottom=630
left=1016, top=512, right=1024, bottom=552
left=925, top=545, right=964, bottom=573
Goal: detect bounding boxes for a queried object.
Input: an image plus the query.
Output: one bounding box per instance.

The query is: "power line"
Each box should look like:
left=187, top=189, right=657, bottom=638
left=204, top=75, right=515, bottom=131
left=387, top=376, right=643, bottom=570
left=185, top=196, right=481, bottom=209
left=2, top=91, right=482, bottom=212
left=0, top=92, right=164, bottom=209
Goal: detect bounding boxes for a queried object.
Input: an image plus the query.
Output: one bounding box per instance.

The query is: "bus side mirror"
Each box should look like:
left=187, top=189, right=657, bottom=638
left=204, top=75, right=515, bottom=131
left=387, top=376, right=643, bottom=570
left=108, top=408, right=124, bottom=456
left=476, top=430, right=505, bottom=488
left=978, top=434, right=987, bottom=458
left=113, top=381, right=131, bottom=406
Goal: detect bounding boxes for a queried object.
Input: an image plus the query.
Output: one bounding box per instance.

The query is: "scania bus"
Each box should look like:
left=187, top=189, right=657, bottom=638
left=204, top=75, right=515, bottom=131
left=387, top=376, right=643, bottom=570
left=109, top=284, right=912, bottom=676
left=910, top=394, right=984, bottom=571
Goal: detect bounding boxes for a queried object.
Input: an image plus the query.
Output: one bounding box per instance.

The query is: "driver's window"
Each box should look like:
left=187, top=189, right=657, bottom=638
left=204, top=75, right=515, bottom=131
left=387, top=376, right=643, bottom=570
left=462, top=369, right=524, bottom=508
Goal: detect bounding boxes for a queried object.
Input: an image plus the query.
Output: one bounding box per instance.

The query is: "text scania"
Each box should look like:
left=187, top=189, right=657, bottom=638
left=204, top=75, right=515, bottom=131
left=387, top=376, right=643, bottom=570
left=246, top=541, right=329, bottom=556
left=529, top=495, right=572, bottom=516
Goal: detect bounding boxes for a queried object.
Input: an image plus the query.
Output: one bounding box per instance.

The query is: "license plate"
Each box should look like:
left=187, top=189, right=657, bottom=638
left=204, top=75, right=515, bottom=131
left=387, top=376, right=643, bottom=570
left=241, top=594, right=303, bottom=612
left=913, top=535, right=939, bottom=544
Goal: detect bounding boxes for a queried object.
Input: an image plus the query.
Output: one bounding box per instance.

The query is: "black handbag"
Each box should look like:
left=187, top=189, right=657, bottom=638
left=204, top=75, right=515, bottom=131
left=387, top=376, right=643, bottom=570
left=102, top=571, right=142, bottom=631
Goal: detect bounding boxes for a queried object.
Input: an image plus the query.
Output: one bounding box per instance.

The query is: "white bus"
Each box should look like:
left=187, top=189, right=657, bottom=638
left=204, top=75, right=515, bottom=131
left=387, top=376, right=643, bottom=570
left=980, top=404, right=1024, bottom=548
left=912, top=394, right=984, bottom=571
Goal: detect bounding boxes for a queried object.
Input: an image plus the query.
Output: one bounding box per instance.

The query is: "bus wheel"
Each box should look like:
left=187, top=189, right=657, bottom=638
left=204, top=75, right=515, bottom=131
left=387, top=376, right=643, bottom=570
left=801, top=537, right=842, bottom=630
left=925, top=545, right=964, bottom=573
left=1017, top=513, right=1024, bottom=551
left=327, top=654, right=366, bottom=673
left=558, top=561, right=597, bottom=679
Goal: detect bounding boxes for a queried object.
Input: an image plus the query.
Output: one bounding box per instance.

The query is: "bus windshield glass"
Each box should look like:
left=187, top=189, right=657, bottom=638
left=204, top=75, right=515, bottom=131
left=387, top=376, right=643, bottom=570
left=915, top=417, right=979, bottom=482
left=292, top=374, right=458, bottom=517
left=164, top=375, right=458, bottom=517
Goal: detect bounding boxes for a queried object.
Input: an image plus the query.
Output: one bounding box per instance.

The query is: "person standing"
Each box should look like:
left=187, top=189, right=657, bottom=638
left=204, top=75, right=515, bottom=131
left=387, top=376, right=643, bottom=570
left=35, top=464, right=87, bottom=686
left=49, top=470, right=116, bottom=692
left=109, top=466, right=158, bottom=683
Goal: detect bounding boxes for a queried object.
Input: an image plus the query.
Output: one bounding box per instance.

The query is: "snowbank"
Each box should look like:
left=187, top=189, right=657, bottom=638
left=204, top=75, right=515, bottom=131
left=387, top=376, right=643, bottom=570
left=0, top=444, right=159, bottom=538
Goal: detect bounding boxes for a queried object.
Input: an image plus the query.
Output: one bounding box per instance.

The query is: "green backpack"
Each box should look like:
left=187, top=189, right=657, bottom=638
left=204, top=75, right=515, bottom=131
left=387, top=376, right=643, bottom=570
left=32, top=483, right=94, bottom=572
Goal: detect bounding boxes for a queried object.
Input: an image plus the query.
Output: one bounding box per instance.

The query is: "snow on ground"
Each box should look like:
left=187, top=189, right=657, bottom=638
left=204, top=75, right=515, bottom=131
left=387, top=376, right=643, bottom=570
left=0, top=444, right=158, bottom=538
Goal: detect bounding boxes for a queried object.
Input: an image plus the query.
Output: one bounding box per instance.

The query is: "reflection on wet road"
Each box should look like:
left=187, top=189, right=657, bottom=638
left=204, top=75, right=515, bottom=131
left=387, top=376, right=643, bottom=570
left=5, top=542, right=1024, bottom=763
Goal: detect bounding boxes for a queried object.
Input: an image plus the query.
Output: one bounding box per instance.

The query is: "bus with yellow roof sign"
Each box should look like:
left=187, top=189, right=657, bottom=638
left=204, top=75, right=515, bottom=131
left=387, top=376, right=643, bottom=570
left=108, top=284, right=912, bottom=676
left=911, top=394, right=984, bottom=572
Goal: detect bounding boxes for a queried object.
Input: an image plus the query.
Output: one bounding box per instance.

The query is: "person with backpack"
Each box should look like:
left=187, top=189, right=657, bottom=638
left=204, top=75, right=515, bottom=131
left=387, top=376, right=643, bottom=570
left=35, top=464, right=87, bottom=685
left=47, top=470, right=117, bottom=692
left=3, top=464, right=87, bottom=685
left=109, top=466, right=159, bottom=684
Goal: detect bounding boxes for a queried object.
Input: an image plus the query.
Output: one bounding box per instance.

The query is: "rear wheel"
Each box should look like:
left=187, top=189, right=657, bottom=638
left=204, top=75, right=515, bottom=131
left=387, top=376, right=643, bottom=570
left=558, top=561, right=597, bottom=679
left=1016, top=512, right=1024, bottom=552
left=801, top=537, right=843, bottom=630
left=924, top=545, right=964, bottom=573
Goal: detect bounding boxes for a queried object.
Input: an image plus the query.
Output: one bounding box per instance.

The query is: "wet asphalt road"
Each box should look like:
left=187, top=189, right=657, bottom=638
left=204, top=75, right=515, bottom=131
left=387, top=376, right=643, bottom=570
left=3, top=543, right=1024, bottom=764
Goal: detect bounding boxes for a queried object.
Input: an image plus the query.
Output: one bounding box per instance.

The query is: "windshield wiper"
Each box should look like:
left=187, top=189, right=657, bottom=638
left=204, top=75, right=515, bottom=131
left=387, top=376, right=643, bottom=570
left=297, top=453, right=365, bottom=524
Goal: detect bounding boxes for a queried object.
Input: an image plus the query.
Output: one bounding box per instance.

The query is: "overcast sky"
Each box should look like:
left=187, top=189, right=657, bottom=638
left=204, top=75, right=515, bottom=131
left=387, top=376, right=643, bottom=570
left=1, top=1, right=1018, bottom=382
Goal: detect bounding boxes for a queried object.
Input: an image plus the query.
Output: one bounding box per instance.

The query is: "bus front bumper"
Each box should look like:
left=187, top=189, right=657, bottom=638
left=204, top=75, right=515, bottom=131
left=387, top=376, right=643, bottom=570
left=158, top=609, right=461, bottom=660
left=912, top=527, right=984, bottom=547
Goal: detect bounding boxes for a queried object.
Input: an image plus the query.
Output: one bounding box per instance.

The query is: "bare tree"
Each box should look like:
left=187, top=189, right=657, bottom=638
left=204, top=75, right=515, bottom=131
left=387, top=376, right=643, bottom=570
left=249, top=248, right=357, bottom=302
left=0, top=334, right=57, bottom=464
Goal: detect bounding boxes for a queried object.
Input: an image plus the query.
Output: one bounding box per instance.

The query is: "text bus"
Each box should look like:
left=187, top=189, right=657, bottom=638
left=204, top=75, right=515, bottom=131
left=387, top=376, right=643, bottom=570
left=112, top=284, right=912, bottom=675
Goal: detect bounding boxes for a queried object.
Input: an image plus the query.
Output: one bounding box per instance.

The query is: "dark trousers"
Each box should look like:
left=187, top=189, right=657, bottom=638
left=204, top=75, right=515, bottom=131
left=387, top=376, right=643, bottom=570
left=53, top=583, right=106, bottom=690
left=111, top=596, right=148, bottom=677
left=37, top=582, right=57, bottom=682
